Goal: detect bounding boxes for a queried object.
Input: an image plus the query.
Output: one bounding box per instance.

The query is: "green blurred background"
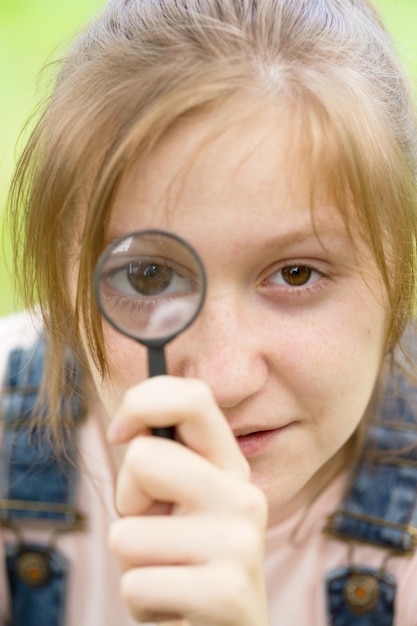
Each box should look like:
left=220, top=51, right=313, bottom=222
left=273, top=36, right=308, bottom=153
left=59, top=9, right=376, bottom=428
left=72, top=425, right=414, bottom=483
left=0, top=0, right=416, bottom=316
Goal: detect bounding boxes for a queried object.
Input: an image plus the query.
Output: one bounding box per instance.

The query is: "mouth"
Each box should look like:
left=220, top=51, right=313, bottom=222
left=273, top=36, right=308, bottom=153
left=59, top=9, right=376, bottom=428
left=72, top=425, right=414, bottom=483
left=234, top=425, right=292, bottom=458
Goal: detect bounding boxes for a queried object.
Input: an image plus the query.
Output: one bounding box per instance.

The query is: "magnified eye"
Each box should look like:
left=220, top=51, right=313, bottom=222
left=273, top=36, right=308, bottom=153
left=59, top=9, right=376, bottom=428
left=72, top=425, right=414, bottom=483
left=95, top=231, right=206, bottom=342
left=106, top=258, right=193, bottom=298
left=128, top=262, right=173, bottom=295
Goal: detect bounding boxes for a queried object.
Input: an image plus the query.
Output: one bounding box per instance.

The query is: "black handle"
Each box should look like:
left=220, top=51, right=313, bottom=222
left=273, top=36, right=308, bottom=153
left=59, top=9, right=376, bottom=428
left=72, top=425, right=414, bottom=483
left=147, top=345, right=175, bottom=439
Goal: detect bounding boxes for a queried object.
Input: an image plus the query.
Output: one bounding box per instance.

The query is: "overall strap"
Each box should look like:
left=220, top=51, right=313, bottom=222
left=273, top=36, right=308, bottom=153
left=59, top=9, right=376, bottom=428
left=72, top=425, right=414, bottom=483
left=0, top=337, right=86, bottom=626
left=324, top=368, right=417, bottom=625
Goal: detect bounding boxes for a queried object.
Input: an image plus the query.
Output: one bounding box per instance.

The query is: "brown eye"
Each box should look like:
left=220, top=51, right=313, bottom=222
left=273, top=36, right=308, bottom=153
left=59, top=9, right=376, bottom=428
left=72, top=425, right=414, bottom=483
left=128, top=262, right=173, bottom=295
left=281, top=265, right=312, bottom=286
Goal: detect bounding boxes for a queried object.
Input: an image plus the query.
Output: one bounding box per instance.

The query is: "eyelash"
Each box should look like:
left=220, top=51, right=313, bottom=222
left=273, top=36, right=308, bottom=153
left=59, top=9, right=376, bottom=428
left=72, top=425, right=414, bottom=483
left=260, top=263, right=331, bottom=298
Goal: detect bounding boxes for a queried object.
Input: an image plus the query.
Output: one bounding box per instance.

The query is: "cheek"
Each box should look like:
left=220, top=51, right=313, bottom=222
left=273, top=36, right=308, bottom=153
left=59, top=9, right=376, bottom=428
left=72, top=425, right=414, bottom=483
left=304, top=277, right=387, bottom=363
left=280, top=293, right=389, bottom=429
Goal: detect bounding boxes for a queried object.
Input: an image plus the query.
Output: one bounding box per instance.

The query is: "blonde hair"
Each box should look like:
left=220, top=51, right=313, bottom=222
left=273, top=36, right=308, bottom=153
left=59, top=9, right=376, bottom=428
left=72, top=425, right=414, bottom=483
left=6, top=0, right=417, bottom=445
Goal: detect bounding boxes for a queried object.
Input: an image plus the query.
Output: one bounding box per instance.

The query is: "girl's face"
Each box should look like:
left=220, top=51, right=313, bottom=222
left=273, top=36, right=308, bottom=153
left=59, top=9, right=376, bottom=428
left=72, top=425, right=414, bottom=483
left=84, top=103, right=390, bottom=524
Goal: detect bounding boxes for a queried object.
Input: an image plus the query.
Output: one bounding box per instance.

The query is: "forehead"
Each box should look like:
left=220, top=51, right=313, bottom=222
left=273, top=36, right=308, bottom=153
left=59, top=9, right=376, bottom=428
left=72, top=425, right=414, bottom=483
left=109, top=101, right=351, bottom=248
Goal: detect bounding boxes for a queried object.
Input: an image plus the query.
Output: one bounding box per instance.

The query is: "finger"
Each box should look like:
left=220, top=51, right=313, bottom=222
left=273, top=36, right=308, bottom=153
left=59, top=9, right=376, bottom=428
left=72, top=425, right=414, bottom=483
left=121, top=565, right=205, bottom=624
left=115, top=435, right=258, bottom=516
left=108, top=511, right=265, bottom=571
left=108, top=376, right=249, bottom=478
left=120, top=562, right=260, bottom=626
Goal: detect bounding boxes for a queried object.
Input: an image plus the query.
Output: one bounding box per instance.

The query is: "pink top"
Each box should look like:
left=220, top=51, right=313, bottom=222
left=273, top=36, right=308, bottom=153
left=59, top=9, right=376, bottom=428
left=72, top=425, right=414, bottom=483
left=1, top=311, right=417, bottom=626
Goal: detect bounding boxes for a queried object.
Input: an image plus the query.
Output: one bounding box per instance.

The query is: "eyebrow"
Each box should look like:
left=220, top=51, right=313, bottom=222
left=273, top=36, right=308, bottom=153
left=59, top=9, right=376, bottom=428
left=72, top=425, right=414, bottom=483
left=103, top=212, right=352, bottom=257
left=258, top=224, right=349, bottom=252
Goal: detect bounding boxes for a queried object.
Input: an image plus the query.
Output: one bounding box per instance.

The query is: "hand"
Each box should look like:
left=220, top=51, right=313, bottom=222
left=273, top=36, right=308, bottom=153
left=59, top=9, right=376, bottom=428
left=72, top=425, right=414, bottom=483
left=107, top=376, right=269, bottom=625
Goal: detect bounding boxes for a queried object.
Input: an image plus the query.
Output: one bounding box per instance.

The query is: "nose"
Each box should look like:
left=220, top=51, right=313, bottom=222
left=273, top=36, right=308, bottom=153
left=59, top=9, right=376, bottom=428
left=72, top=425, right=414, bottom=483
left=166, top=293, right=268, bottom=409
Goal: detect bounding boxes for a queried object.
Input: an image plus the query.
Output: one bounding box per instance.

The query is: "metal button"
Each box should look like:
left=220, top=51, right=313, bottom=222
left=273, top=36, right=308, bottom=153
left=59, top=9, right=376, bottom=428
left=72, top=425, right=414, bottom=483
left=344, top=573, right=380, bottom=615
left=16, top=550, right=52, bottom=588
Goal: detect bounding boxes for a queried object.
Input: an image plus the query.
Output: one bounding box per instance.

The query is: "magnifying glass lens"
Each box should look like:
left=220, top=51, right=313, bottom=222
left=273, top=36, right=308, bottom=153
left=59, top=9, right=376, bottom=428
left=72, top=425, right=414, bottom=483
left=95, top=231, right=205, bottom=343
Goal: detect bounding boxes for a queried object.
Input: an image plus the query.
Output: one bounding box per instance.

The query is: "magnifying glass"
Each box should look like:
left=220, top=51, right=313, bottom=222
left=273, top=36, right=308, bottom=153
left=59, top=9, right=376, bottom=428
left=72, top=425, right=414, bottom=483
left=94, top=229, right=206, bottom=439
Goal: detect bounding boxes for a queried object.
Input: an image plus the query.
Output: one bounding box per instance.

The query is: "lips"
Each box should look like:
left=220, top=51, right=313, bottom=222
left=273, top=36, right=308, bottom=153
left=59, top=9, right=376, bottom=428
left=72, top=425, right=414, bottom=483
left=232, top=423, right=290, bottom=438
left=234, top=426, right=291, bottom=458
left=236, top=428, right=275, bottom=439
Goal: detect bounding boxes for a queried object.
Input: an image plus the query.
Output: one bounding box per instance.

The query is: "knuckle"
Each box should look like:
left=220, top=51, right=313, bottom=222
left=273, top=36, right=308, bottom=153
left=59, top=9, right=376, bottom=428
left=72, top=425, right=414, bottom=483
left=184, top=378, right=214, bottom=408
left=120, top=570, right=147, bottom=620
left=237, top=483, right=268, bottom=526
left=119, top=438, right=159, bottom=502
left=211, top=563, right=250, bottom=622
left=240, top=524, right=265, bottom=559
left=122, top=385, right=141, bottom=410
left=223, top=518, right=264, bottom=565
left=124, top=436, right=152, bottom=472
left=236, top=455, right=251, bottom=480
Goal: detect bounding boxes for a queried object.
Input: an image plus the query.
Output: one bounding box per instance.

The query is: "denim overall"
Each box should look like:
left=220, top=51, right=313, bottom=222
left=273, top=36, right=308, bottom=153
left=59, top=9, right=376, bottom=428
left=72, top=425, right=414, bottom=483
left=324, top=367, right=417, bottom=625
left=1, top=339, right=417, bottom=625
left=0, top=338, right=85, bottom=626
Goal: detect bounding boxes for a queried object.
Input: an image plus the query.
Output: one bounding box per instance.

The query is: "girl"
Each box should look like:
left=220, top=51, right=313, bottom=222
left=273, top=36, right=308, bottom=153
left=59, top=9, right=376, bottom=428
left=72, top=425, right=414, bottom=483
left=1, top=1, right=417, bottom=624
